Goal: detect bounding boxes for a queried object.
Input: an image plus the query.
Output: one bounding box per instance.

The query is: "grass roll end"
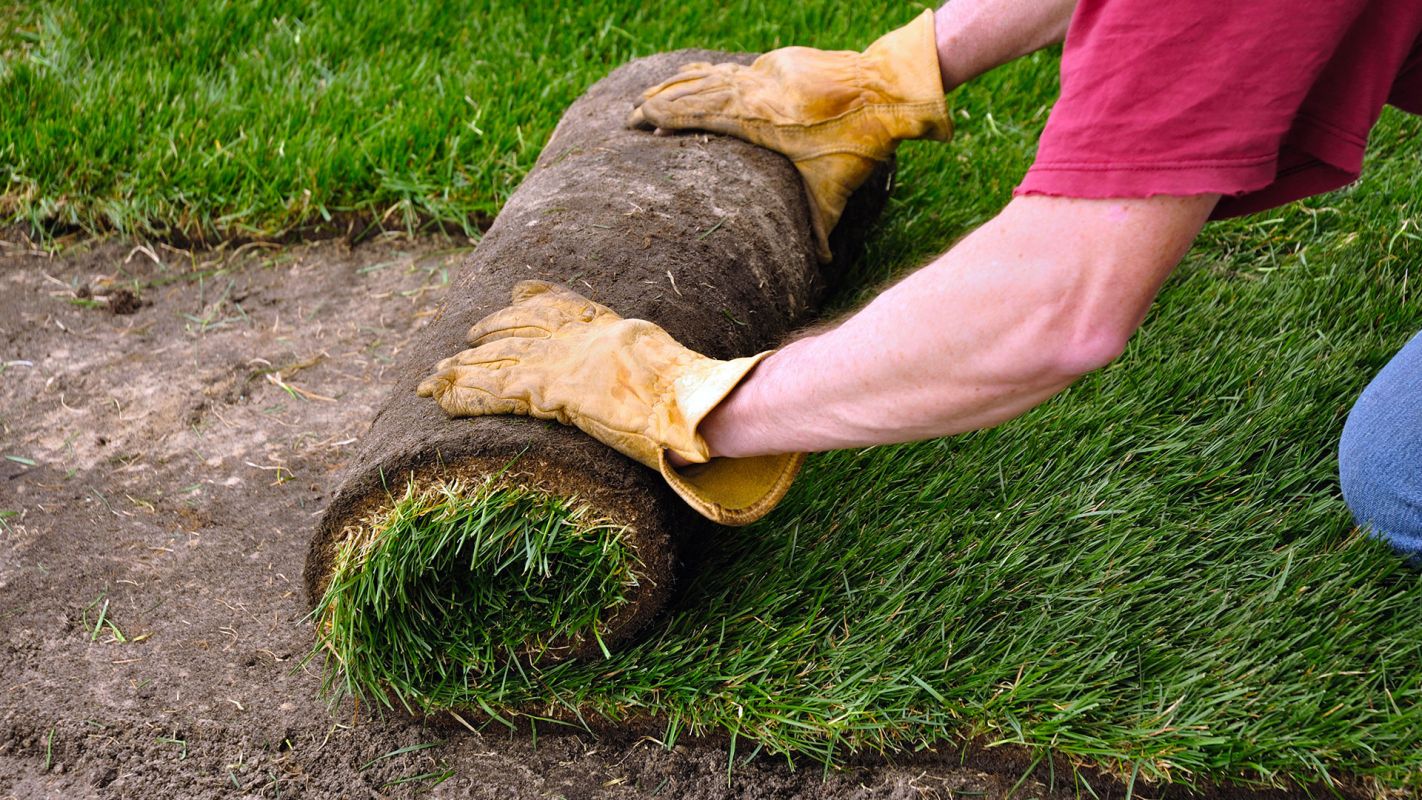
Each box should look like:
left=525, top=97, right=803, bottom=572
left=311, top=476, right=662, bottom=714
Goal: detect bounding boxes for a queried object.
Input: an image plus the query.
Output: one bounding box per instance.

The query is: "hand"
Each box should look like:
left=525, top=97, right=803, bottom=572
left=418, top=281, right=804, bottom=525
left=628, top=10, right=951, bottom=262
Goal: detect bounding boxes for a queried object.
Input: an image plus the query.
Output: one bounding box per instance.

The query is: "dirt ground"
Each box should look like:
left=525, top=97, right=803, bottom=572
left=0, top=235, right=1349, bottom=799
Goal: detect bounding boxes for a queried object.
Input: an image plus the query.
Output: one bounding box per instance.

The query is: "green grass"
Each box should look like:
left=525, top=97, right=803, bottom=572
left=9, top=0, right=1422, bottom=790
left=312, top=478, right=640, bottom=711
left=2, top=0, right=933, bottom=241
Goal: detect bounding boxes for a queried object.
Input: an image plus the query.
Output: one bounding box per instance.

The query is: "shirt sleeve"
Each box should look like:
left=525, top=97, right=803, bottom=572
left=1015, top=0, right=1372, bottom=204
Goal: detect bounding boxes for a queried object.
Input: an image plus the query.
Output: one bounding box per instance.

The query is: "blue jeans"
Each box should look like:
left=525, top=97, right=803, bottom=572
left=1339, top=330, right=1422, bottom=563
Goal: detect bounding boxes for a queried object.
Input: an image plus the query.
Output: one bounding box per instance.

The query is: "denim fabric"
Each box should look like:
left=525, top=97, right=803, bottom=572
left=1339, top=330, right=1422, bottom=562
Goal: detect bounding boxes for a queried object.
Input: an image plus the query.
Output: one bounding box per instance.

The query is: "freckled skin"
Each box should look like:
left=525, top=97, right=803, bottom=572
left=698, top=193, right=1219, bottom=457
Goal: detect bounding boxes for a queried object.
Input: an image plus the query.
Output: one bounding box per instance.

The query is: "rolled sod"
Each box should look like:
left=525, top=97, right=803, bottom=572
left=305, top=51, right=893, bottom=710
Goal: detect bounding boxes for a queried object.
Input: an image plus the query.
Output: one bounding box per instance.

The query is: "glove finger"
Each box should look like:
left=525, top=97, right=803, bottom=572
left=638, top=62, right=716, bottom=96
left=466, top=284, right=617, bottom=345
left=464, top=304, right=562, bottom=346
left=419, top=339, right=537, bottom=415
left=509, top=279, right=557, bottom=302
left=643, top=74, right=731, bottom=109
left=638, top=76, right=746, bottom=123
left=629, top=75, right=712, bottom=130
left=415, top=372, right=443, bottom=398
left=638, top=63, right=723, bottom=103
left=628, top=104, right=685, bottom=131
left=436, top=337, right=536, bottom=371
left=510, top=279, right=604, bottom=308
left=639, top=91, right=750, bottom=140
left=421, top=369, right=532, bottom=418
left=631, top=105, right=716, bottom=137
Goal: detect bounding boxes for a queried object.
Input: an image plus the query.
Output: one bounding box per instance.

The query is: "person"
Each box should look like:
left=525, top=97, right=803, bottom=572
left=418, top=0, right=1422, bottom=559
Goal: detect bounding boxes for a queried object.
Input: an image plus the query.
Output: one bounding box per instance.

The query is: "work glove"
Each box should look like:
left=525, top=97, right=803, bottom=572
left=417, top=281, right=803, bottom=526
left=627, top=10, right=951, bottom=262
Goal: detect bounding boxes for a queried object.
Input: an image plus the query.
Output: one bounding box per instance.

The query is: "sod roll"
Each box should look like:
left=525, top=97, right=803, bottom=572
left=305, top=50, right=893, bottom=706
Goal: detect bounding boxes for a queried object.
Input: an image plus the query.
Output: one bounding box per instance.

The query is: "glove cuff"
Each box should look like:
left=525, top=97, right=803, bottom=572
left=659, top=350, right=806, bottom=525
left=862, top=9, right=953, bottom=143
left=672, top=352, right=770, bottom=434
left=659, top=450, right=806, bottom=526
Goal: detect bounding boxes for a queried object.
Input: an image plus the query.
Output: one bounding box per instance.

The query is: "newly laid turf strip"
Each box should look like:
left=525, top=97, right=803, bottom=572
left=8, top=0, right=1422, bottom=790
left=313, top=479, right=640, bottom=710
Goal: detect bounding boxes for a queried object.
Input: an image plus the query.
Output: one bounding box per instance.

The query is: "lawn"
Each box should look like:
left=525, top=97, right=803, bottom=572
left=6, top=0, right=1422, bottom=791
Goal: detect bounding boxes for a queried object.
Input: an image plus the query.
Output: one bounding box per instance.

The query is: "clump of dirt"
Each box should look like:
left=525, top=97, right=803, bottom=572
left=74, top=280, right=145, bottom=315
left=104, top=288, right=143, bottom=315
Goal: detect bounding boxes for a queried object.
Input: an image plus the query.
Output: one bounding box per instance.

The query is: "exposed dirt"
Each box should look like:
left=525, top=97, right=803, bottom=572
left=0, top=236, right=1359, bottom=799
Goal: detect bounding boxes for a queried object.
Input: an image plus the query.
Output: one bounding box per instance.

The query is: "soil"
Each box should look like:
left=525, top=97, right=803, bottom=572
left=0, top=236, right=1368, bottom=800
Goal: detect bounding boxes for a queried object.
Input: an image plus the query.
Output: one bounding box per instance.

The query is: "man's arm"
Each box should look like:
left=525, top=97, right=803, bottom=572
left=697, top=193, right=1219, bottom=457
left=936, top=0, right=1077, bottom=91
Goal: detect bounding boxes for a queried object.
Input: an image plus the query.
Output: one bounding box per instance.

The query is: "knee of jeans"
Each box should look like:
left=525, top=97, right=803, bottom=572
left=1339, top=406, right=1422, bottom=559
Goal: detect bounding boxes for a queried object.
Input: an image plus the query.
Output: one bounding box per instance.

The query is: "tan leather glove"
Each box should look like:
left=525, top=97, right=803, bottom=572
left=417, top=281, right=803, bottom=525
left=627, top=10, right=951, bottom=262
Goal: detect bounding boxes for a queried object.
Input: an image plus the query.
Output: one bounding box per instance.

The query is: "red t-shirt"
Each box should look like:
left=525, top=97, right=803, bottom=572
left=1015, top=0, right=1422, bottom=218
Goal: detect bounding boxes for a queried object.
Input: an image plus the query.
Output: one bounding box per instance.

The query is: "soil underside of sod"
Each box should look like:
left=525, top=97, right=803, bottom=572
left=2, top=236, right=1406, bottom=800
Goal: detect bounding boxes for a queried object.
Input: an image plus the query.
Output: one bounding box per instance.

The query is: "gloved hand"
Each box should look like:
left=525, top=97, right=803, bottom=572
left=627, top=10, right=951, bottom=262
left=417, top=281, right=804, bottom=525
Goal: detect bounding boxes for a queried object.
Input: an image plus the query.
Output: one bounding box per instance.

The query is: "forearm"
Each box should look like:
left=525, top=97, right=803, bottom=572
left=700, top=194, right=1217, bottom=457
left=936, top=0, right=1077, bottom=91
